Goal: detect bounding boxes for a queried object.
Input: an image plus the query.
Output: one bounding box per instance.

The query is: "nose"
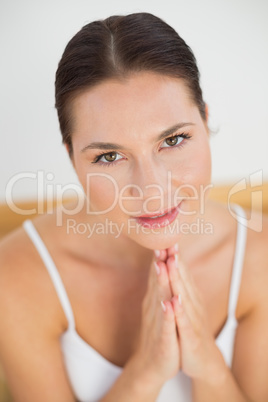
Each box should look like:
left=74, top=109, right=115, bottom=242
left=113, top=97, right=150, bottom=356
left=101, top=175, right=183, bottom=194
left=126, top=158, right=171, bottom=213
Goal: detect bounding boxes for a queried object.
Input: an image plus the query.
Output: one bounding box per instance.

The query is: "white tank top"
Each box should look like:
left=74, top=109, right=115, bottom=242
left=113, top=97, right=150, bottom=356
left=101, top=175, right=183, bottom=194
left=22, top=203, right=247, bottom=402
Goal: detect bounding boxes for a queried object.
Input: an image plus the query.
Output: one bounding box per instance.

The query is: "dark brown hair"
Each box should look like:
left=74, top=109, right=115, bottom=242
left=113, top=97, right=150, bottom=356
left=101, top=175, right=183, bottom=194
left=55, top=12, right=206, bottom=159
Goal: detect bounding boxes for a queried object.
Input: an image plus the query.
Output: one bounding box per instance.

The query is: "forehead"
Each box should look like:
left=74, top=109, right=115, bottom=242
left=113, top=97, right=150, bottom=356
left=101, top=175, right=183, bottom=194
left=71, top=72, right=197, bottom=138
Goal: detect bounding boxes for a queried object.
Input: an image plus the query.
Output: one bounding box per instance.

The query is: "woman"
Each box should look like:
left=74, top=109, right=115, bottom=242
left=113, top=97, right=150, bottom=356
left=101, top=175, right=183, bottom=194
left=0, top=12, right=267, bottom=402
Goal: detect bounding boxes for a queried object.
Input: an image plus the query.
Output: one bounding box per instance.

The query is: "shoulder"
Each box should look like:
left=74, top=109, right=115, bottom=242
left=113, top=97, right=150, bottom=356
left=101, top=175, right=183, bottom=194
left=248, top=209, right=268, bottom=279
left=0, top=220, right=78, bottom=401
left=246, top=208, right=268, bottom=262
left=0, top=217, right=68, bottom=338
left=238, top=208, right=268, bottom=319
left=207, top=201, right=268, bottom=320
left=230, top=211, right=268, bottom=401
left=244, top=208, right=268, bottom=281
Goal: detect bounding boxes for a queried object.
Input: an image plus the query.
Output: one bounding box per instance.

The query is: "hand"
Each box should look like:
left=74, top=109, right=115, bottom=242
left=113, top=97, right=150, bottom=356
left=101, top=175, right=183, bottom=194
left=159, top=247, right=224, bottom=381
left=129, top=253, right=181, bottom=387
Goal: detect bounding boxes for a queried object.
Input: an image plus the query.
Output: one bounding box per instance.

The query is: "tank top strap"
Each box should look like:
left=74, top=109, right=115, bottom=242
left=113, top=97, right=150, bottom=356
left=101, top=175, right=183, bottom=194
left=227, top=203, right=248, bottom=319
left=22, top=219, right=76, bottom=330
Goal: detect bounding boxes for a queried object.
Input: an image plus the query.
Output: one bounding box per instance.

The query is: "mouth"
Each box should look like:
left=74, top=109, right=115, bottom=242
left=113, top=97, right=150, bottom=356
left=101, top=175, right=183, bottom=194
left=134, top=201, right=183, bottom=229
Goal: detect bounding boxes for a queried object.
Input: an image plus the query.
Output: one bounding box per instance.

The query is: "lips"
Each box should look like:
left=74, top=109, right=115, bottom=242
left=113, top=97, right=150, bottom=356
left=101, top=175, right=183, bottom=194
left=134, top=202, right=182, bottom=228
left=136, top=206, right=175, bottom=218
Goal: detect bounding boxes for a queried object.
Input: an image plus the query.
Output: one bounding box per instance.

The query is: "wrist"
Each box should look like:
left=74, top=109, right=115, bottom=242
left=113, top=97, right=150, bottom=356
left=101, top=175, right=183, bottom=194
left=125, top=356, right=165, bottom=395
left=195, top=347, right=229, bottom=388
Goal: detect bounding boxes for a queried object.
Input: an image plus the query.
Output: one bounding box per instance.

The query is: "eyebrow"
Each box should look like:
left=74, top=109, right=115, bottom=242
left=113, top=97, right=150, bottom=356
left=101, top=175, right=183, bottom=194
left=80, top=122, right=195, bottom=153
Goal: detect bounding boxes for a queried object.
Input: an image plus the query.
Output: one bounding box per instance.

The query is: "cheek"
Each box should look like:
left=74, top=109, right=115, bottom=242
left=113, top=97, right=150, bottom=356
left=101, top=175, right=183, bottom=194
left=181, top=139, right=211, bottom=184
left=193, top=141, right=211, bottom=184
left=171, top=139, right=211, bottom=212
left=80, top=172, right=120, bottom=212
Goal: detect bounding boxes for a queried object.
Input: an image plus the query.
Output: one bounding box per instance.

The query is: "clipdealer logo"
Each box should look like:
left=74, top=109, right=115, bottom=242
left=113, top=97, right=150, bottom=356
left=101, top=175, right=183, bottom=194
left=4, top=169, right=264, bottom=233
left=227, top=170, right=263, bottom=232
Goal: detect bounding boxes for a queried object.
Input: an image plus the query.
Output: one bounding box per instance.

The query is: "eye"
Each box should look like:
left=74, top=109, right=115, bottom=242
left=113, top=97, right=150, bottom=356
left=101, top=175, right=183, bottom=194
left=162, top=135, right=182, bottom=147
left=92, top=133, right=192, bottom=166
left=92, top=151, right=123, bottom=164
left=161, top=133, right=191, bottom=148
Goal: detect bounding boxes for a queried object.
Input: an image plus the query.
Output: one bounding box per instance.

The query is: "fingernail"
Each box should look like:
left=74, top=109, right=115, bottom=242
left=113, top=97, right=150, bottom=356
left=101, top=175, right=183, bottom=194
left=161, top=300, right=166, bottom=312
left=178, top=293, right=182, bottom=305
left=154, top=261, right=160, bottom=275
left=174, top=243, right=179, bottom=252
left=154, top=249, right=160, bottom=258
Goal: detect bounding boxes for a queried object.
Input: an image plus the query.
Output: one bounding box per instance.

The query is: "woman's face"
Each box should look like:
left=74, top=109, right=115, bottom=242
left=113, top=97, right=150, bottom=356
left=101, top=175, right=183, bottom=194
left=70, top=72, right=211, bottom=250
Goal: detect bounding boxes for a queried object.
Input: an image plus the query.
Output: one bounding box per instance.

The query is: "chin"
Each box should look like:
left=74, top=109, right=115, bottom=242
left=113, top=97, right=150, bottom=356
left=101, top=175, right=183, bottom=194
left=130, top=230, right=181, bottom=251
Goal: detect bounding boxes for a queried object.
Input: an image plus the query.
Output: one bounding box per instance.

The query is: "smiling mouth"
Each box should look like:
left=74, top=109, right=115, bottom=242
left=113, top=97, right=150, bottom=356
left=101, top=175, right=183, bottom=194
left=133, top=201, right=182, bottom=228
left=148, top=213, right=167, bottom=219
left=136, top=206, right=175, bottom=218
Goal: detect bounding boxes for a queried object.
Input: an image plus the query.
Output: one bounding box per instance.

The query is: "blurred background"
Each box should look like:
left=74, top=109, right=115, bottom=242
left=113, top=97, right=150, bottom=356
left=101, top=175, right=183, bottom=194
left=0, top=0, right=268, bottom=400
left=1, top=0, right=268, bottom=205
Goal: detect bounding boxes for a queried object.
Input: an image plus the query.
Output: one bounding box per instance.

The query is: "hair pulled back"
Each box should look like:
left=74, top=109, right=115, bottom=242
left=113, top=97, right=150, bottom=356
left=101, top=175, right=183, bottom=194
left=55, top=12, right=206, bottom=158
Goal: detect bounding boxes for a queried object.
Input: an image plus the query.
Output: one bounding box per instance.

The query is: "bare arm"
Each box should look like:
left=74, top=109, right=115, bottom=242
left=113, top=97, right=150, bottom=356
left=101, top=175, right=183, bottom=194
left=192, top=218, right=268, bottom=402
left=0, top=234, right=179, bottom=402
left=192, top=302, right=268, bottom=402
left=0, top=234, right=77, bottom=402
